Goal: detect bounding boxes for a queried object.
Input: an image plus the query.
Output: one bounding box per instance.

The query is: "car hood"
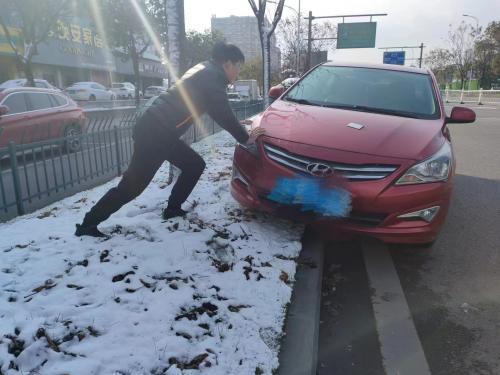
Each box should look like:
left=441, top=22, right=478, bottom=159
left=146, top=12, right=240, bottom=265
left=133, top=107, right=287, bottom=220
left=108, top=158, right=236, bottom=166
left=258, top=100, right=444, bottom=160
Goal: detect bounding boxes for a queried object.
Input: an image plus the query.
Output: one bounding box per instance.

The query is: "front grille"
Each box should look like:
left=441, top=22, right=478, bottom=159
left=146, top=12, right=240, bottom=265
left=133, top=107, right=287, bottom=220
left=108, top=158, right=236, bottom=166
left=263, top=143, right=399, bottom=181
left=259, top=194, right=388, bottom=227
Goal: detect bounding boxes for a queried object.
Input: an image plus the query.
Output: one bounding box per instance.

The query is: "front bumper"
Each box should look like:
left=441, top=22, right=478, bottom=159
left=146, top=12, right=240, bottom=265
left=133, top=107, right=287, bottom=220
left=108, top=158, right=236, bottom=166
left=230, top=140, right=453, bottom=244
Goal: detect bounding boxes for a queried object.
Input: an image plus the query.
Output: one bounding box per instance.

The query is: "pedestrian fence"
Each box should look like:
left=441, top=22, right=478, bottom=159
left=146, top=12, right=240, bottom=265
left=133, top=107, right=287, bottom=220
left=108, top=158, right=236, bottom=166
left=442, top=89, right=500, bottom=105
left=0, top=100, right=264, bottom=221
left=77, top=98, right=148, bottom=110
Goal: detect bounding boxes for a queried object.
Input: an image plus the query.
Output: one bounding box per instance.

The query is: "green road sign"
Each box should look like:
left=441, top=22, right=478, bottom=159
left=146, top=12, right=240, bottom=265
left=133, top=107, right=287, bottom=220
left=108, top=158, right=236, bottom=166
left=337, top=22, right=377, bottom=49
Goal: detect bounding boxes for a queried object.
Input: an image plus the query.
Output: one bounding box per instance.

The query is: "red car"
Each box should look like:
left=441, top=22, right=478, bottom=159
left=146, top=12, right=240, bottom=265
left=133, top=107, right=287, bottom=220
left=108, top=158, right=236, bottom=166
left=231, top=62, right=475, bottom=244
left=0, top=87, right=85, bottom=152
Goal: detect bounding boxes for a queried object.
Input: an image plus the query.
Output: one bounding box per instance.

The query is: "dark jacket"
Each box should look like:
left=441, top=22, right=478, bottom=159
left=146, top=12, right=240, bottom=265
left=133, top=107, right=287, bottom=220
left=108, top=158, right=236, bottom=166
left=146, top=60, right=249, bottom=144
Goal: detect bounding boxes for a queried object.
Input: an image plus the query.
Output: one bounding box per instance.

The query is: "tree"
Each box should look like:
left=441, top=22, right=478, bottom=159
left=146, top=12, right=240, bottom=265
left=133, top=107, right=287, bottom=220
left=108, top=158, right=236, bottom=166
left=100, top=0, right=153, bottom=105
left=278, top=17, right=336, bottom=74
left=474, top=38, right=496, bottom=88
left=248, top=0, right=285, bottom=106
left=0, top=0, right=72, bottom=85
left=447, top=22, right=477, bottom=89
left=185, top=29, right=225, bottom=68
left=479, top=21, right=500, bottom=82
left=239, top=57, right=263, bottom=87
left=425, top=48, right=454, bottom=86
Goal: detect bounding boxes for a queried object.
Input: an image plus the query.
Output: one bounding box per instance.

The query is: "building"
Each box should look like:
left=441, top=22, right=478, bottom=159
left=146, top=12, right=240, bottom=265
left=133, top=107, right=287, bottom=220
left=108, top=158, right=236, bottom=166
left=0, top=16, right=167, bottom=90
left=211, top=15, right=281, bottom=75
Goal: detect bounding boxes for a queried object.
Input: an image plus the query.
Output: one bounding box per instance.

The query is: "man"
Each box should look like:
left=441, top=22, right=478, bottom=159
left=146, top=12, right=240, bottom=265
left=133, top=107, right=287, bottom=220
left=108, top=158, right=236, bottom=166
left=75, top=43, right=264, bottom=237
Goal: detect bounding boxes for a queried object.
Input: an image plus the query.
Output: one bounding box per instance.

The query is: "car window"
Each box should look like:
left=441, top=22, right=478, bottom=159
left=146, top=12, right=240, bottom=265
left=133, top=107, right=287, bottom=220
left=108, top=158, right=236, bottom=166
left=27, top=92, right=53, bottom=111
left=34, top=81, right=47, bottom=88
left=91, top=84, right=100, bottom=90
left=112, top=84, right=123, bottom=88
left=285, top=66, right=440, bottom=119
left=50, top=94, right=68, bottom=107
left=2, top=93, right=28, bottom=115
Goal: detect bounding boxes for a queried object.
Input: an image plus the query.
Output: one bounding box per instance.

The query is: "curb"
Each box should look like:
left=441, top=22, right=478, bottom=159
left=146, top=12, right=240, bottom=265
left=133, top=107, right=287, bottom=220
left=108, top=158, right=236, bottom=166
left=278, top=228, right=324, bottom=375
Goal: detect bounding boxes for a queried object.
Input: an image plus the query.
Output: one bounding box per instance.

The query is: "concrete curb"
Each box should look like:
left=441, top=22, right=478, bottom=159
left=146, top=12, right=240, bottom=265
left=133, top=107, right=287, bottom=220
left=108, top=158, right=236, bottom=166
left=278, top=229, right=324, bottom=375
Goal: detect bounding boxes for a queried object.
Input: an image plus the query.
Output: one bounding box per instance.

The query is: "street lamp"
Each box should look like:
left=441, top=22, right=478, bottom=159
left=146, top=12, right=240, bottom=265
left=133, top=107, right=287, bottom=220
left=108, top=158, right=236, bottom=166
left=269, top=0, right=301, bottom=75
left=462, top=14, right=479, bottom=90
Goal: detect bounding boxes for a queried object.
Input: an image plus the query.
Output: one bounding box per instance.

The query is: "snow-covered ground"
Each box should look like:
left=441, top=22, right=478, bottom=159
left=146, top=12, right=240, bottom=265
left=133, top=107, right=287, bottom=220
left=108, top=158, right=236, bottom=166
left=0, top=131, right=304, bottom=374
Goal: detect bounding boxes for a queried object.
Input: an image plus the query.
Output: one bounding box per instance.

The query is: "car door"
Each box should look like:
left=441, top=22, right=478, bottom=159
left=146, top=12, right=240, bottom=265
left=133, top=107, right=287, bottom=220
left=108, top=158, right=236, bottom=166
left=24, top=92, right=56, bottom=143
left=0, top=92, right=30, bottom=147
left=96, top=83, right=109, bottom=100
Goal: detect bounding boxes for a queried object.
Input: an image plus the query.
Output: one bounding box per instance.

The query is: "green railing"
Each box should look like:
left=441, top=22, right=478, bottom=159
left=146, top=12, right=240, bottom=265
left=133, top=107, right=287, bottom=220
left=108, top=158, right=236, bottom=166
left=0, top=101, right=264, bottom=221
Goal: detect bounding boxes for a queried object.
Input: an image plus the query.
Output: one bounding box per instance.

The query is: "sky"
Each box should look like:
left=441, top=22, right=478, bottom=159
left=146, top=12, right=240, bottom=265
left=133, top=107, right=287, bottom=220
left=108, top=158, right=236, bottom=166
left=184, top=0, right=499, bottom=66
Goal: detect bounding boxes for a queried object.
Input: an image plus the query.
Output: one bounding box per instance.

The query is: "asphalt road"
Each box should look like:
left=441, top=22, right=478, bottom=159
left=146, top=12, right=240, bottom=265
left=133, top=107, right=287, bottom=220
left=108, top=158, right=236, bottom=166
left=318, top=104, right=500, bottom=374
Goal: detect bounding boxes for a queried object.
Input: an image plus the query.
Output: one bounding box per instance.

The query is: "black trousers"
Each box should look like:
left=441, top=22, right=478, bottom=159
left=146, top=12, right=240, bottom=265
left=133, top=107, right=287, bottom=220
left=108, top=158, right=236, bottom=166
left=82, top=113, right=206, bottom=227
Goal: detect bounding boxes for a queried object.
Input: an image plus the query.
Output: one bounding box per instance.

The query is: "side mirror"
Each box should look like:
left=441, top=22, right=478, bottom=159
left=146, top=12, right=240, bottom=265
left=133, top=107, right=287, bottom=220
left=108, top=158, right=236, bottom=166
left=268, top=85, right=285, bottom=100
left=446, top=106, right=476, bottom=124
left=0, top=105, right=9, bottom=118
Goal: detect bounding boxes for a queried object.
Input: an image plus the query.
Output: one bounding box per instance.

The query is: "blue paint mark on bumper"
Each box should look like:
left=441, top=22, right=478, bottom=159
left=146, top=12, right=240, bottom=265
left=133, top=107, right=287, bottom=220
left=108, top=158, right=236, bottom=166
left=267, top=177, right=352, bottom=218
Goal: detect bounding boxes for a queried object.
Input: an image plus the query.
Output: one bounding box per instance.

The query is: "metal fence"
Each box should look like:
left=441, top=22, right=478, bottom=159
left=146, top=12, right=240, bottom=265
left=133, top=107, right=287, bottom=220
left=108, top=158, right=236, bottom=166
left=443, top=89, right=500, bottom=105
left=0, top=100, right=264, bottom=221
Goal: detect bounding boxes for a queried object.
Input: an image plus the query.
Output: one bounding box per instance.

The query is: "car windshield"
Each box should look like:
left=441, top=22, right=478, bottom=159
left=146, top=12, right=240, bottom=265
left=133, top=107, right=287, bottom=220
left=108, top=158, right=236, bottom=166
left=284, top=66, right=440, bottom=119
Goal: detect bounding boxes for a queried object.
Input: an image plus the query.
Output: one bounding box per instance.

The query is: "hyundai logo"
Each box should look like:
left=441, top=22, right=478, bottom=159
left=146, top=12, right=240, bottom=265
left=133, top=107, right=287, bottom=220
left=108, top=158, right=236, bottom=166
left=306, top=162, right=333, bottom=177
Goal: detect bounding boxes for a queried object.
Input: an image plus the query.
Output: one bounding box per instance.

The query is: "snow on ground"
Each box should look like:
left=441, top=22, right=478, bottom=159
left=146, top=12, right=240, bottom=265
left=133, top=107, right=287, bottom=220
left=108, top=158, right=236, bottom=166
left=0, top=131, right=304, bottom=374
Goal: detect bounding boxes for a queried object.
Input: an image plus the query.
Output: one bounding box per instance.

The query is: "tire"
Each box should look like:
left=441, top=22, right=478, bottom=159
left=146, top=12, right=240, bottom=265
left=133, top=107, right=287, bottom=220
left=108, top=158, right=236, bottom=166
left=89, top=94, right=96, bottom=101
left=110, top=94, right=116, bottom=100
left=63, top=124, right=82, bottom=153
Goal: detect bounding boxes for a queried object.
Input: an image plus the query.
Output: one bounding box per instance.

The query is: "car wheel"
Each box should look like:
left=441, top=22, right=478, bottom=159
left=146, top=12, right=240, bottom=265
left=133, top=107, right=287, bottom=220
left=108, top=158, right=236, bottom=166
left=111, top=94, right=116, bottom=100
left=63, top=124, right=82, bottom=153
left=89, top=94, right=96, bottom=101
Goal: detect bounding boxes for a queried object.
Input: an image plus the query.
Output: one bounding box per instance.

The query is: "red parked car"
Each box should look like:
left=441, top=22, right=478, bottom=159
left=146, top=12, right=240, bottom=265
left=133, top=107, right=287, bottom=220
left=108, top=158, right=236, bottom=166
left=0, top=87, right=85, bottom=152
left=231, top=62, right=476, bottom=244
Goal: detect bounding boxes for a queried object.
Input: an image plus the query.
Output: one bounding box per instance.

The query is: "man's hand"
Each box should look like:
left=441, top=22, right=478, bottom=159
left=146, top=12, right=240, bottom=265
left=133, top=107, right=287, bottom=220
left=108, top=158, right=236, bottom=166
left=247, top=127, right=266, bottom=144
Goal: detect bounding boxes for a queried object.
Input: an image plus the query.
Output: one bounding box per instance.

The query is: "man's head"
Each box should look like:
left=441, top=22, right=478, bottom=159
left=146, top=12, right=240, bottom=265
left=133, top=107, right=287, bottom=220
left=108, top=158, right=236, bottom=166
left=212, top=42, right=245, bottom=83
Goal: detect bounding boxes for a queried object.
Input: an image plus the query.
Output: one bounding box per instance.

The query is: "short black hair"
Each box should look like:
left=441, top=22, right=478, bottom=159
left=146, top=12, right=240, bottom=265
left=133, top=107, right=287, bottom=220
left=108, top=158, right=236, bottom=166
left=212, top=42, right=245, bottom=64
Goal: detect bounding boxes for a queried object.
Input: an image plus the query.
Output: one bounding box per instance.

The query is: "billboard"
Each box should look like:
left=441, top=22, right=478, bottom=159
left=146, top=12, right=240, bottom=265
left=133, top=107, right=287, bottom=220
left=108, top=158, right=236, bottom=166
left=337, top=22, right=377, bottom=49
left=383, top=51, right=406, bottom=65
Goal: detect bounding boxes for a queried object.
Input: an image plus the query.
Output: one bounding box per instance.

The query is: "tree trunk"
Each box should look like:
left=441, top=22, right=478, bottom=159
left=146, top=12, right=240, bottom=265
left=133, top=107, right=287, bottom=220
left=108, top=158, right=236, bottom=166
left=24, top=59, right=35, bottom=87
left=166, top=0, right=185, bottom=85
left=262, top=34, right=270, bottom=107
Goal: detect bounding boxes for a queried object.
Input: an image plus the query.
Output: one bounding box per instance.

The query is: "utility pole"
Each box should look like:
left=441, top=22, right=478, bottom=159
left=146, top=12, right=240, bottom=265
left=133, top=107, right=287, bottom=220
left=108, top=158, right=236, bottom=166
left=297, top=0, right=301, bottom=75
left=419, top=42, right=424, bottom=68
left=306, top=11, right=313, bottom=72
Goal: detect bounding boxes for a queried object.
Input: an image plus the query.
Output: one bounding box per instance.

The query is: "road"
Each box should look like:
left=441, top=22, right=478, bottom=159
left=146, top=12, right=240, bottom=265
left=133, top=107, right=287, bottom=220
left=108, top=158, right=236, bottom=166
left=317, top=104, right=500, bottom=374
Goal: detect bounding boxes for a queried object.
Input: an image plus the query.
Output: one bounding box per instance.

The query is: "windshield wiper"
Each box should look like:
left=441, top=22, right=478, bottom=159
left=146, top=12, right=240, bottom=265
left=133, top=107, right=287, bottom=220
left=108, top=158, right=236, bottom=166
left=322, top=103, right=424, bottom=119
left=284, top=97, right=315, bottom=106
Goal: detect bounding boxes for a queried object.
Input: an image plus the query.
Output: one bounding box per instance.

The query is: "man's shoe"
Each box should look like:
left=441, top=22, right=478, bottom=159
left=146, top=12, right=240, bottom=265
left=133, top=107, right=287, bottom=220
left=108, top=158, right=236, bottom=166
left=75, top=224, right=106, bottom=238
left=162, top=207, right=187, bottom=220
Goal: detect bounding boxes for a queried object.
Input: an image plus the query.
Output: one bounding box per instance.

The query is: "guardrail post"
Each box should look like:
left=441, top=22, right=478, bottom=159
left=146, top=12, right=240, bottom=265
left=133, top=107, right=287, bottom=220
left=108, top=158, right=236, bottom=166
left=478, top=88, right=483, bottom=105
left=113, top=126, right=122, bottom=176
left=8, top=141, right=25, bottom=215
left=460, top=89, right=464, bottom=104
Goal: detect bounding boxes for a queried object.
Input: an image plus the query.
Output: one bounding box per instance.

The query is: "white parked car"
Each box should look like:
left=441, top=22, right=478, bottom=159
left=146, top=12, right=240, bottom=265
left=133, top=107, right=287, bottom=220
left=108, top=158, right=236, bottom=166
left=111, top=82, right=137, bottom=99
left=144, top=85, right=167, bottom=98
left=65, top=82, right=115, bottom=101
left=0, top=78, right=60, bottom=91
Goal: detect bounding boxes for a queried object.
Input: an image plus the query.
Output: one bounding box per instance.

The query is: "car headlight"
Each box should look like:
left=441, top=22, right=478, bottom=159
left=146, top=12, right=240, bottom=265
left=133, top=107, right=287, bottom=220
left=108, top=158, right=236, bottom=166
left=396, top=142, right=451, bottom=185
